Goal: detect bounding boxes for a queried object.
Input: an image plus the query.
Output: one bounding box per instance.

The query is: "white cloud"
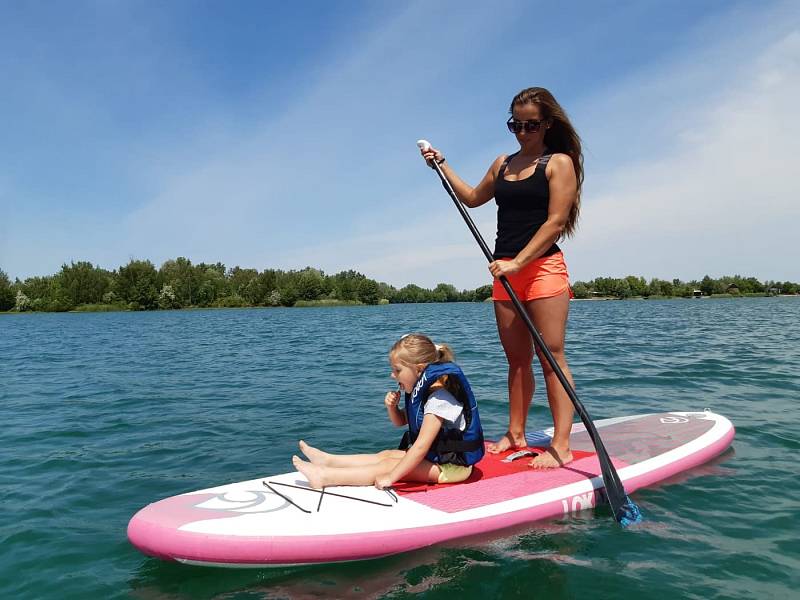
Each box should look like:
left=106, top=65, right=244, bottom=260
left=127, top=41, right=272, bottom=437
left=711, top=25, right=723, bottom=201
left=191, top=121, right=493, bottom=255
left=111, top=1, right=510, bottom=277
left=288, top=204, right=500, bottom=288
left=568, top=29, right=800, bottom=282
left=284, top=18, right=800, bottom=289
left=4, top=1, right=798, bottom=289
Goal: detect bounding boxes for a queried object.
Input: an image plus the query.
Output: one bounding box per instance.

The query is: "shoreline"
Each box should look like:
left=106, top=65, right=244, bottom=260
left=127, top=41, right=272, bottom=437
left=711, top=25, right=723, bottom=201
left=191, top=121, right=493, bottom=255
left=2, top=293, right=797, bottom=315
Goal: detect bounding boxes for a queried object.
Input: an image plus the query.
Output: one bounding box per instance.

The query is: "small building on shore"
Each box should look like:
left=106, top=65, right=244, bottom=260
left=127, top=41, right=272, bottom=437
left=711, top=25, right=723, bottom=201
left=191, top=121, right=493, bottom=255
left=692, top=289, right=702, bottom=298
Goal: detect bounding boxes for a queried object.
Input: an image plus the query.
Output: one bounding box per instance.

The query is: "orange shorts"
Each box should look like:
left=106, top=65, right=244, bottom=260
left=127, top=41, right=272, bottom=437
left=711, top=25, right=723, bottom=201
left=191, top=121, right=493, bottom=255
left=491, top=251, right=573, bottom=301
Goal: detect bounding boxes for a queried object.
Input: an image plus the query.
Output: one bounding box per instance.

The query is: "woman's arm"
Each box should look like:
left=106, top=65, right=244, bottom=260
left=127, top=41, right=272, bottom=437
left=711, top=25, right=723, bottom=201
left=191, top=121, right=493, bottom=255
left=379, top=413, right=442, bottom=487
left=421, top=147, right=503, bottom=208
left=488, top=153, right=577, bottom=276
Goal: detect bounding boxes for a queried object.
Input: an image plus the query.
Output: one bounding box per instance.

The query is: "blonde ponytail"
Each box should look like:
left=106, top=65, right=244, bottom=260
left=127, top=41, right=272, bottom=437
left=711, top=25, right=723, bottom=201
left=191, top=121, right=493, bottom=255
left=435, top=343, right=455, bottom=363
left=390, top=334, right=456, bottom=367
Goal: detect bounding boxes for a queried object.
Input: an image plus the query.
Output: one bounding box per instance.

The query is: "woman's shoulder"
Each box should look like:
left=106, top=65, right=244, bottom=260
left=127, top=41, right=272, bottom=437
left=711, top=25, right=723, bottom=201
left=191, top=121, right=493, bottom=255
left=491, top=153, right=510, bottom=163
left=489, top=153, right=507, bottom=171
left=544, top=153, right=575, bottom=176
left=489, top=153, right=515, bottom=179
left=545, top=153, right=573, bottom=168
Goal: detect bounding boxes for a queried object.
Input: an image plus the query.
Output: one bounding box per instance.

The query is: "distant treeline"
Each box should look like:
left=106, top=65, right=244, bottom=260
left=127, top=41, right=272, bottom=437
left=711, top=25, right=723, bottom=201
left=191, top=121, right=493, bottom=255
left=0, top=259, right=492, bottom=312
left=0, top=260, right=796, bottom=313
left=571, top=275, right=798, bottom=299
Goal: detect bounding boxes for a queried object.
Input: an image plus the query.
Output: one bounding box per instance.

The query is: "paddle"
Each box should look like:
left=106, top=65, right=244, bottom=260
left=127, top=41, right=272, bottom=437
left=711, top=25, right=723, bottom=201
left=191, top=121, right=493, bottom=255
left=416, top=140, right=641, bottom=526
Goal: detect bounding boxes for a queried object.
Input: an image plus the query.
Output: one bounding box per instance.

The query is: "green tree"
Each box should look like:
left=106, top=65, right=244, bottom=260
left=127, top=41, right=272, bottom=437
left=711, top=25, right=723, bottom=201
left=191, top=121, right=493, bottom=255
left=102, top=291, right=119, bottom=304
left=647, top=278, right=673, bottom=297
left=249, top=269, right=279, bottom=305
left=116, top=260, right=159, bottom=310
left=278, top=284, right=299, bottom=306
left=267, top=289, right=282, bottom=306
left=613, top=279, right=632, bottom=299
left=20, top=276, right=53, bottom=307
left=433, top=283, right=460, bottom=302
left=297, top=268, right=326, bottom=301
left=572, top=281, right=589, bottom=299
left=0, top=269, right=14, bottom=311
left=158, top=284, right=180, bottom=309
left=15, top=290, right=31, bottom=311
left=357, top=278, right=380, bottom=305
left=227, top=267, right=259, bottom=302
left=744, top=277, right=765, bottom=294
left=46, top=277, right=74, bottom=311
left=699, top=275, right=715, bottom=296
left=17, top=274, right=72, bottom=311
left=377, top=281, right=397, bottom=303
left=214, top=293, right=247, bottom=308
left=625, top=275, right=647, bottom=297
left=593, top=277, right=616, bottom=296
left=58, top=261, right=111, bottom=306
left=159, top=257, right=196, bottom=307
left=473, top=284, right=493, bottom=302
left=395, top=284, right=427, bottom=303
left=330, top=270, right=365, bottom=301
left=194, top=263, right=229, bottom=306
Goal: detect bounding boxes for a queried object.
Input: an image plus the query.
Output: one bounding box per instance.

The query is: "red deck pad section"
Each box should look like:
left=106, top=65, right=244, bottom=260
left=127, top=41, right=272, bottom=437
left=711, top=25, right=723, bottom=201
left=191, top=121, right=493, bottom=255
left=394, top=446, right=595, bottom=493
left=395, top=446, right=628, bottom=513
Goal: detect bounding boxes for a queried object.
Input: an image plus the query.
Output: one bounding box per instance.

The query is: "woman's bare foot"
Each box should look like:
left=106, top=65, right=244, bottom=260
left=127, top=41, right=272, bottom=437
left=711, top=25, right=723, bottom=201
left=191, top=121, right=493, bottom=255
left=292, top=455, right=326, bottom=489
left=529, top=446, right=573, bottom=469
left=487, top=432, right=528, bottom=454
left=298, top=440, right=329, bottom=465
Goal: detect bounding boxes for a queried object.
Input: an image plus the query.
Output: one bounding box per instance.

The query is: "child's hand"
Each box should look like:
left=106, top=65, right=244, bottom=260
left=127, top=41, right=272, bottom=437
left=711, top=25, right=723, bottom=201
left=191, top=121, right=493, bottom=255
left=384, top=390, right=400, bottom=409
left=374, top=474, right=394, bottom=490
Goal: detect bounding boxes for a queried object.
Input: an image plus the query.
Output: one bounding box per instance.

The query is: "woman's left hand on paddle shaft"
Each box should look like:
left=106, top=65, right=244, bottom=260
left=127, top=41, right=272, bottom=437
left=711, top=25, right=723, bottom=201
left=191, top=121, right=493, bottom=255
left=489, top=259, right=521, bottom=278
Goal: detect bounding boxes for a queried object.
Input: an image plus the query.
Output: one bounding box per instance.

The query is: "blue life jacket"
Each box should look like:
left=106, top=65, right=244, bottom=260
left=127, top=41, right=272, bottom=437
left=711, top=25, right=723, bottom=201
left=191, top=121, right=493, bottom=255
left=399, top=362, right=485, bottom=466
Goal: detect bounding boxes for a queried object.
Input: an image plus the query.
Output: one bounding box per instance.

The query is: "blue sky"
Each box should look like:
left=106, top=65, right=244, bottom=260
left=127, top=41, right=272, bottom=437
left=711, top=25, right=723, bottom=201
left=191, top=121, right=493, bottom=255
left=1, top=0, right=798, bottom=288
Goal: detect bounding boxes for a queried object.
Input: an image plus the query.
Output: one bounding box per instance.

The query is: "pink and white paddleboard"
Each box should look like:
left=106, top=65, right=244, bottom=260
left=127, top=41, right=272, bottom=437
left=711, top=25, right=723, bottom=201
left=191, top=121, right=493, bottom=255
left=127, top=410, right=734, bottom=567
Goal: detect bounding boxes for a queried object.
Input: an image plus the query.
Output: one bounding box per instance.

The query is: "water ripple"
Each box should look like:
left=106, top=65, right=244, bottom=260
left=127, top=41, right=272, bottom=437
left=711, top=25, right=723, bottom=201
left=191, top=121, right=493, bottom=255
left=1, top=298, right=799, bottom=598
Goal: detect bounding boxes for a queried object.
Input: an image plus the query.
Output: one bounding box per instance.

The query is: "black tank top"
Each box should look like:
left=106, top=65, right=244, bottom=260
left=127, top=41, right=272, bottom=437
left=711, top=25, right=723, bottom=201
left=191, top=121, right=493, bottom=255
left=493, top=151, right=560, bottom=259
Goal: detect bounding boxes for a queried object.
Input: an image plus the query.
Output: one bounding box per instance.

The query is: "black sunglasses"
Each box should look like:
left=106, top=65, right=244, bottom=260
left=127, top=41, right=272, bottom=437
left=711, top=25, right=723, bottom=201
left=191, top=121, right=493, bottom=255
left=506, top=117, right=545, bottom=134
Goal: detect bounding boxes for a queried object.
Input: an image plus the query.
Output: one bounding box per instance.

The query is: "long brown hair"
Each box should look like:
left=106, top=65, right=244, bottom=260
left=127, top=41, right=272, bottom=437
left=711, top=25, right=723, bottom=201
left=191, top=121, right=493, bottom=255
left=510, top=87, right=583, bottom=238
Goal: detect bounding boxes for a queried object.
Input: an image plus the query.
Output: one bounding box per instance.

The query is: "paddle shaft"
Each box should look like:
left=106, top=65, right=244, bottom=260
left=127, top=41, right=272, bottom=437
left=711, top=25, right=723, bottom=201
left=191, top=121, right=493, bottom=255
left=426, top=157, right=631, bottom=522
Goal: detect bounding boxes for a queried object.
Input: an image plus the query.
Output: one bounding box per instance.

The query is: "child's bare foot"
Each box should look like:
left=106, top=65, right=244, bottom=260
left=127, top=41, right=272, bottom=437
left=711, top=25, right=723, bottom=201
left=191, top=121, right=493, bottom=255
left=298, top=440, right=329, bottom=465
left=529, top=446, right=573, bottom=469
left=487, top=432, right=528, bottom=454
left=292, top=455, right=326, bottom=489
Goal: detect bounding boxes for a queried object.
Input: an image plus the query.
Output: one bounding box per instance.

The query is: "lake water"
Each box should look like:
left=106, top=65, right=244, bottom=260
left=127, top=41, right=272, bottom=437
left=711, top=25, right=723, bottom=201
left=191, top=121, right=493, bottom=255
left=2, top=298, right=799, bottom=599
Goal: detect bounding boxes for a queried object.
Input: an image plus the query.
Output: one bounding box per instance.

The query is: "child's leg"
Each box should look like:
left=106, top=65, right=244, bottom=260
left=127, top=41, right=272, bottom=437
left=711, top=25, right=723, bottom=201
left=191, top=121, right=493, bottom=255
left=299, top=440, right=405, bottom=467
left=403, top=460, right=442, bottom=484
left=293, top=455, right=441, bottom=489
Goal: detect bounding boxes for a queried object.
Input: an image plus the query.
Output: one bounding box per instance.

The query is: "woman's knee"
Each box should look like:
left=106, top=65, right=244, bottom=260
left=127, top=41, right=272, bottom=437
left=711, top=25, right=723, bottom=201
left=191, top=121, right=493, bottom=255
left=501, top=337, right=534, bottom=365
left=536, top=346, right=567, bottom=373
left=507, top=357, right=534, bottom=374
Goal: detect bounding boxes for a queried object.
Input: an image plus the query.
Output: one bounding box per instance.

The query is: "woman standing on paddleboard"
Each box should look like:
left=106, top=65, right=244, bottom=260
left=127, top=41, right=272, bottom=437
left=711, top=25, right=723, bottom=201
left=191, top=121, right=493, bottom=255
left=420, top=87, right=582, bottom=469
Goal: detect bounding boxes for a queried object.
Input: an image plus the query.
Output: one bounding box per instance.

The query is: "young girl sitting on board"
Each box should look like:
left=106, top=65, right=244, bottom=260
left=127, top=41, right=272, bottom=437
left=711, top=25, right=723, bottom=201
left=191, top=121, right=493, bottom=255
left=293, top=333, right=485, bottom=490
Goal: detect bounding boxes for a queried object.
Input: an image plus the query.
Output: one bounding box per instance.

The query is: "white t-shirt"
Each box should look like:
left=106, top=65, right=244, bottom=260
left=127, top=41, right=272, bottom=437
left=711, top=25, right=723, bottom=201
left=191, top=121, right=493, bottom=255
left=423, top=388, right=466, bottom=431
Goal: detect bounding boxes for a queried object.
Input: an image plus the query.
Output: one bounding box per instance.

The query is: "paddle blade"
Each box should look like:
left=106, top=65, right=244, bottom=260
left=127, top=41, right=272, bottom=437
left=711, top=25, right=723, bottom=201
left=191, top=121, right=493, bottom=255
left=616, top=496, right=643, bottom=527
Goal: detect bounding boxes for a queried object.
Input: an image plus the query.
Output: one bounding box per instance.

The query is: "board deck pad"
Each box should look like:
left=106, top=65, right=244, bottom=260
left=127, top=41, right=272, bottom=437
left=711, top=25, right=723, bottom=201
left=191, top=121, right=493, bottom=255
left=128, top=411, right=734, bottom=567
left=395, top=448, right=626, bottom=513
